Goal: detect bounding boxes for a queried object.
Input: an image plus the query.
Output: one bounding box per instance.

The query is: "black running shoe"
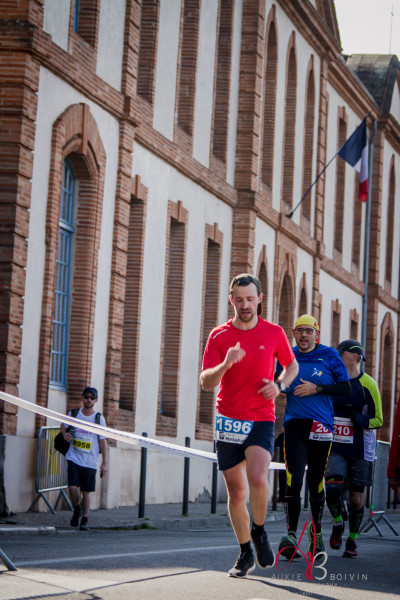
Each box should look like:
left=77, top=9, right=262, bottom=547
left=343, top=537, right=358, bottom=558
left=79, top=517, right=89, bottom=531
left=251, top=531, right=275, bottom=568
left=278, top=534, right=301, bottom=560
left=70, top=506, right=82, bottom=528
left=330, top=522, right=344, bottom=550
left=228, top=551, right=255, bottom=578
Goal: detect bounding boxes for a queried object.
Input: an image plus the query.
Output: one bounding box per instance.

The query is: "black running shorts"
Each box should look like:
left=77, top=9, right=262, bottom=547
left=67, top=460, right=97, bottom=492
left=216, top=420, right=275, bottom=471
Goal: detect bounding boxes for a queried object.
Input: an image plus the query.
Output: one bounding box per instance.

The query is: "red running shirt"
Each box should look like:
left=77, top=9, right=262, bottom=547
left=202, top=318, right=295, bottom=421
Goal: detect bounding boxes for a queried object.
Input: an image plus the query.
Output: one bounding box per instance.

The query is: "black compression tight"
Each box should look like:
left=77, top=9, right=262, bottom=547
left=284, top=418, right=332, bottom=535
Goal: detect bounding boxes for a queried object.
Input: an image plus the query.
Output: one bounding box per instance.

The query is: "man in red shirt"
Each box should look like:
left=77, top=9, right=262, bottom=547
left=200, top=273, right=298, bottom=578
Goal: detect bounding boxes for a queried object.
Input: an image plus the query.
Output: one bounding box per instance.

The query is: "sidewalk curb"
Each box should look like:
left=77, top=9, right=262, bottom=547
left=0, top=510, right=286, bottom=536
left=0, top=526, right=56, bottom=536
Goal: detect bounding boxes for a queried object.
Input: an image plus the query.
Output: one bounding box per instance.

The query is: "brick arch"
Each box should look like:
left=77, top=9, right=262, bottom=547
left=378, top=312, right=395, bottom=442
left=35, top=103, right=106, bottom=429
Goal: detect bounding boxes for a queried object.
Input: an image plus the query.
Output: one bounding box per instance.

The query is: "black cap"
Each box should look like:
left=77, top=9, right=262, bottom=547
left=82, top=387, right=98, bottom=399
left=337, top=340, right=365, bottom=360
left=229, top=273, right=263, bottom=315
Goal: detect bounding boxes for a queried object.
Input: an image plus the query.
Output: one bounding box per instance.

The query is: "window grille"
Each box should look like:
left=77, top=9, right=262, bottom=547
left=50, top=160, right=75, bottom=387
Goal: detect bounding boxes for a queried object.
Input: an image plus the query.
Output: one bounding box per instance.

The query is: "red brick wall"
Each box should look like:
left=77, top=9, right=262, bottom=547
left=0, top=1, right=43, bottom=434
left=102, top=0, right=140, bottom=434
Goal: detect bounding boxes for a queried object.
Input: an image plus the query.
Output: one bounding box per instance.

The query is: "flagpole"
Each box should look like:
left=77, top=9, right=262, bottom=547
left=287, top=153, right=338, bottom=218
left=361, top=119, right=376, bottom=354
left=287, top=114, right=370, bottom=219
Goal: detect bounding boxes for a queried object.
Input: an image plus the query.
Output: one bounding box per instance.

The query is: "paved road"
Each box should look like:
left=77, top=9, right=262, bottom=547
left=1, top=515, right=399, bottom=599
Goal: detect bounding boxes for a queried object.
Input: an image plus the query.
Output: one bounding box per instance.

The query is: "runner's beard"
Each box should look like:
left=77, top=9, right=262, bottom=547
left=238, top=308, right=255, bottom=322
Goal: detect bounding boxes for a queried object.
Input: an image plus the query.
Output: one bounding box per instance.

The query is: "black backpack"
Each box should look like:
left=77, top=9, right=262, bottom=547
left=54, top=409, right=102, bottom=455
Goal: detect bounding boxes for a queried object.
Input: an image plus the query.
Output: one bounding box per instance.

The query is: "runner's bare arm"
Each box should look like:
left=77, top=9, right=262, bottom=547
left=200, top=342, right=245, bottom=391
left=258, top=359, right=298, bottom=399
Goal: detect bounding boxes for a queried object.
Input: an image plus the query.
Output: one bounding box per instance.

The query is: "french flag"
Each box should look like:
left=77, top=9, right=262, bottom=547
left=338, top=118, right=368, bottom=202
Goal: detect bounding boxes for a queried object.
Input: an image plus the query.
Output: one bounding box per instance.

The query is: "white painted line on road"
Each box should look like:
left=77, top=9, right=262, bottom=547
left=16, top=544, right=238, bottom=568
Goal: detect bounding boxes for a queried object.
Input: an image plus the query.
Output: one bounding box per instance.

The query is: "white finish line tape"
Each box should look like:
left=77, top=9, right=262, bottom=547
left=0, top=391, right=285, bottom=469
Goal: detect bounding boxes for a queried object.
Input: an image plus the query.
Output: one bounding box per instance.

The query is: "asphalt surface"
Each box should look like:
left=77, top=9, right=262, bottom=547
left=1, top=503, right=400, bottom=600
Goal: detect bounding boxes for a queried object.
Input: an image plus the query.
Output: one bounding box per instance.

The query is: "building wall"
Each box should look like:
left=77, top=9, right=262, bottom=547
left=1, top=0, right=399, bottom=512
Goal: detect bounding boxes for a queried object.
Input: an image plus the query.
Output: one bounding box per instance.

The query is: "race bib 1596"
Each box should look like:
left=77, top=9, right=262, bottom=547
left=215, top=415, right=254, bottom=444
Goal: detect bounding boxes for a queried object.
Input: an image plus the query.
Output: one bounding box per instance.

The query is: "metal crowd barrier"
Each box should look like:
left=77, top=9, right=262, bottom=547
left=360, top=440, right=399, bottom=536
left=28, top=426, right=73, bottom=514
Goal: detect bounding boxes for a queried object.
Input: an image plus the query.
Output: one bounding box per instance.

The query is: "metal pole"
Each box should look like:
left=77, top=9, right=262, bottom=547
left=272, top=446, right=280, bottom=511
left=182, top=437, right=190, bottom=515
left=138, top=432, right=148, bottom=519
left=361, top=120, right=377, bottom=351
left=0, top=548, right=17, bottom=571
left=211, top=442, right=218, bottom=514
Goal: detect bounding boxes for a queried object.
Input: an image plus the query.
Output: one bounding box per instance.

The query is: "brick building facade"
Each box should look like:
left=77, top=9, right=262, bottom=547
left=0, top=0, right=399, bottom=512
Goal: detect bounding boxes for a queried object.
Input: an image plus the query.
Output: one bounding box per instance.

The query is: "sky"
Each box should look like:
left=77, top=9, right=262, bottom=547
left=334, top=0, right=400, bottom=60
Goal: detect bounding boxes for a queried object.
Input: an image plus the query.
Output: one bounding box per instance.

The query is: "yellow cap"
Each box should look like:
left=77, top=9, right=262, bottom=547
left=295, top=314, right=319, bottom=331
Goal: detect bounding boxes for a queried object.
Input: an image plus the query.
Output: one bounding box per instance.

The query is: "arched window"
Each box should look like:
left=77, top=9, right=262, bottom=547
left=301, top=65, right=315, bottom=222
left=196, top=224, right=222, bottom=441
left=298, top=286, right=307, bottom=316
left=212, top=0, right=234, bottom=163
left=378, top=313, right=394, bottom=442
left=331, top=299, right=341, bottom=348
left=279, top=274, right=294, bottom=342
left=352, top=174, right=362, bottom=268
left=258, top=261, right=268, bottom=316
left=50, top=160, right=75, bottom=387
left=177, top=0, right=200, bottom=135
left=282, top=42, right=297, bottom=211
left=261, top=20, right=278, bottom=189
left=334, top=114, right=347, bottom=253
left=36, top=103, right=106, bottom=426
left=137, top=0, right=160, bottom=104
left=385, top=160, right=395, bottom=285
